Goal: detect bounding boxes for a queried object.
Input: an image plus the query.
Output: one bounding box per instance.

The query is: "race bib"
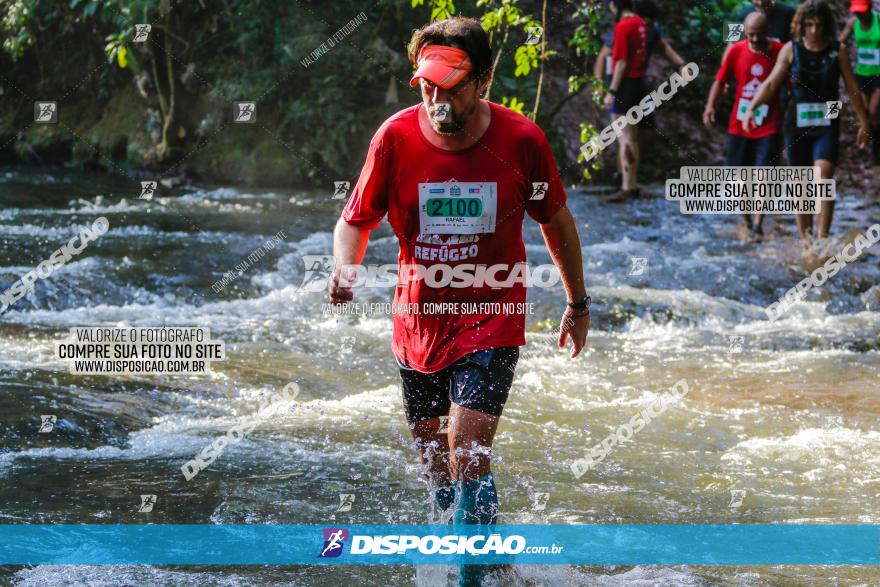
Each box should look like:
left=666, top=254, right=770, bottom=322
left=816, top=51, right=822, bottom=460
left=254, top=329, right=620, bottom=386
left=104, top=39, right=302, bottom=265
left=796, top=102, right=831, bottom=128
left=857, top=47, right=880, bottom=67
left=736, top=98, right=768, bottom=127
left=605, top=56, right=613, bottom=76
left=419, top=181, right=497, bottom=235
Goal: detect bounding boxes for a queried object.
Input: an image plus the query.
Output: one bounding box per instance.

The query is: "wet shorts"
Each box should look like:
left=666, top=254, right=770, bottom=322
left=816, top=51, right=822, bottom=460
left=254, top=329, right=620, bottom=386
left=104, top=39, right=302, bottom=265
left=784, top=124, right=839, bottom=166
left=396, top=347, right=519, bottom=423
left=724, top=133, right=780, bottom=167
left=611, top=77, right=647, bottom=115
left=855, top=74, right=880, bottom=94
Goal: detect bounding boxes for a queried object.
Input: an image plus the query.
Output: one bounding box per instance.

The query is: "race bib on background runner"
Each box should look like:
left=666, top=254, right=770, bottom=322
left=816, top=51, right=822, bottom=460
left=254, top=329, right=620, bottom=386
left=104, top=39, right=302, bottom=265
left=796, top=103, right=831, bottom=128
left=605, top=56, right=613, bottom=76
left=857, top=47, right=880, bottom=67
left=418, top=181, right=497, bottom=235
left=736, top=98, right=768, bottom=126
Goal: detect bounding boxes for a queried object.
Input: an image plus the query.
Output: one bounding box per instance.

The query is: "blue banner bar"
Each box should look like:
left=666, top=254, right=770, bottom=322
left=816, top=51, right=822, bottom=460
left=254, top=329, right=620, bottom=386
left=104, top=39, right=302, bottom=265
left=0, top=524, right=877, bottom=565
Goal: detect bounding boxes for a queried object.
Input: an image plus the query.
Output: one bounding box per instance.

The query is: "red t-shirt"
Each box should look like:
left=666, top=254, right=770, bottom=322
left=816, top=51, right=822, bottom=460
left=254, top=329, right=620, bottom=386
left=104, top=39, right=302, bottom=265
left=342, top=101, right=566, bottom=373
left=715, top=39, right=784, bottom=138
left=612, top=15, right=648, bottom=78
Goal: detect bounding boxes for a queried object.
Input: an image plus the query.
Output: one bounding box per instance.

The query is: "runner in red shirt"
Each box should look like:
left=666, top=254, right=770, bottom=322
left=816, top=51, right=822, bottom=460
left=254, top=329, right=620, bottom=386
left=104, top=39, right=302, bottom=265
left=703, top=12, right=784, bottom=239
left=330, top=16, right=589, bottom=587
left=603, top=0, right=648, bottom=202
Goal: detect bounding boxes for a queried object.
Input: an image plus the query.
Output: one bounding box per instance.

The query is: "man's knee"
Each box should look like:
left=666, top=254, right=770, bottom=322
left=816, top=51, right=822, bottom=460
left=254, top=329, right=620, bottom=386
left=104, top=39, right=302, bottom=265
left=450, top=443, right=491, bottom=480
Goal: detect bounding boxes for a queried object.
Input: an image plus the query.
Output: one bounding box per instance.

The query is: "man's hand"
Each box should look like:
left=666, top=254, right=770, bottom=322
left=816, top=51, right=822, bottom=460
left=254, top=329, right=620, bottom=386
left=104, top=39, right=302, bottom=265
left=558, top=308, right=589, bottom=358
left=328, top=266, right=355, bottom=304
left=604, top=92, right=615, bottom=109
left=857, top=123, right=870, bottom=150
left=741, top=108, right=756, bottom=133
left=702, top=106, right=715, bottom=127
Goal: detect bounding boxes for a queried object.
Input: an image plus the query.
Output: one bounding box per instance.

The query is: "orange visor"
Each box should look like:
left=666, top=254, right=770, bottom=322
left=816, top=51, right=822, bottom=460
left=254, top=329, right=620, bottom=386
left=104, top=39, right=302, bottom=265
left=409, top=45, right=473, bottom=90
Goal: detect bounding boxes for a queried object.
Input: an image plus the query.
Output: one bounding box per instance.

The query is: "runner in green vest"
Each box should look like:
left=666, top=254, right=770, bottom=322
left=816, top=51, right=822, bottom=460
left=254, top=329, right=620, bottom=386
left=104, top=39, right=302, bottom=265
left=744, top=0, right=870, bottom=242
left=840, top=0, right=880, bottom=162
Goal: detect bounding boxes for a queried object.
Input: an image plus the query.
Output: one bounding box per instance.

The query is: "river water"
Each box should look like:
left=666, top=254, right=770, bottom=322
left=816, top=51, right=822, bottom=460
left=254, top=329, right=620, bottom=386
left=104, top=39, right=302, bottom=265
left=0, top=166, right=878, bottom=585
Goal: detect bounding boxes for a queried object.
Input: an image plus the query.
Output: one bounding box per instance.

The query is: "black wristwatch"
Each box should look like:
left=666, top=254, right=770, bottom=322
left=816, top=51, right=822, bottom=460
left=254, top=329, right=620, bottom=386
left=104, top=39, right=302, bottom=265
left=567, top=294, right=591, bottom=311
left=608, top=87, right=618, bottom=95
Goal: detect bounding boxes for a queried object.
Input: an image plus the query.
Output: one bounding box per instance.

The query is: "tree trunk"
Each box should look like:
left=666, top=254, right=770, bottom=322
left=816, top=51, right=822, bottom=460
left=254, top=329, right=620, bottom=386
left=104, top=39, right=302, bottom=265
left=157, top=5, right=176, bottom=162
left=530, top=0, right=548, bottom=121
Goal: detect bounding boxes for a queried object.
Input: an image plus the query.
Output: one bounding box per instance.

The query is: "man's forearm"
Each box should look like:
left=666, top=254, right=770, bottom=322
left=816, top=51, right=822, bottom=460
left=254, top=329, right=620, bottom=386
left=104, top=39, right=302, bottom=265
left=540, top=206, right=586, bottom=302
left=662, top=40, right=686, bottom=68
left=333, top=218, right=371, bottom=266
left=706, top=80, right=723, bottom=109
left=594, top=46, right=611, bottom=80
left=609, top=61, right=627, bottom=92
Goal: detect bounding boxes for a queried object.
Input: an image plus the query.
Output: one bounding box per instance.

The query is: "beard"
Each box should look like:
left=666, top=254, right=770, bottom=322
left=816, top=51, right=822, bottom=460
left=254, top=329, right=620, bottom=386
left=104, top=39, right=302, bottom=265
left=428, top=100, right=477, bottom=135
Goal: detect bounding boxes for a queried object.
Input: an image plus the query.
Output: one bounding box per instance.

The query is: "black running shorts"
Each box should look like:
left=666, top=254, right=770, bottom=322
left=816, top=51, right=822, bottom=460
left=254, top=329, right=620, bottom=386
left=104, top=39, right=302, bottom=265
left=396, top=347, right=519, bottom=423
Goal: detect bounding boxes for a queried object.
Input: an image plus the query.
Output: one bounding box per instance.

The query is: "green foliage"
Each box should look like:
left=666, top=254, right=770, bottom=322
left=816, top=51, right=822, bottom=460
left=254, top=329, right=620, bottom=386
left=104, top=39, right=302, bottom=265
left=513, top=43, right=538, bottom=77
left=500, top=96, right=525, bottom=114
left=2, top=0, right=40, bottom=57
left=669, top=0, right=743, bottom=79
left=0, top=0, right=611, bottom=184
left=412, top=0, right=456, bottom=22
left=578, top=122, right=600, bottom=180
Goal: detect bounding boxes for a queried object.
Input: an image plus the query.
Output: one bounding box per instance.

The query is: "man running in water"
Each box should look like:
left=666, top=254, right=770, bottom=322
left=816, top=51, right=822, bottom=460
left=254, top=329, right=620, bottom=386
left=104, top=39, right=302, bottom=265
left=736, top=0, right=796, bottom=43
left=594, top=0, right=686, bottom=92
left=593, top=0, right=687, bottom=188
left=704, top=12, right=784, bottom=240
left=329, top=16, right=589, bottom=586
left=602, top=0, right=649, bottom=203
left=840, top=0, right=880, bottom=163
left=744, top=0, right=870, bottom=242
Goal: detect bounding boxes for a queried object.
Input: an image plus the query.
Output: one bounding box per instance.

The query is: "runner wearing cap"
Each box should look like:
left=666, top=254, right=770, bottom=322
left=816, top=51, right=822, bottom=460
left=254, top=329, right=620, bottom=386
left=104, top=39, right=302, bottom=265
left=744, top=0, right=871, bottom=242
left=704, top=12, right=784, bottom=240
left=602, top=0, right=649, bottom=203
left=840, top=0, right=880, bottom=163
left=329, top=16, right=589, bottom=587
